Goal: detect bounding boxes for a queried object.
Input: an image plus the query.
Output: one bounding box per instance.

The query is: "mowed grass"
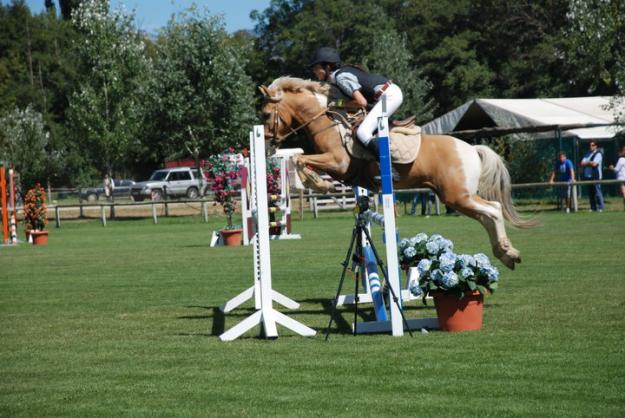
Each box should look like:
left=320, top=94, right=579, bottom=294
left=1, top=211, right=624, bottom=417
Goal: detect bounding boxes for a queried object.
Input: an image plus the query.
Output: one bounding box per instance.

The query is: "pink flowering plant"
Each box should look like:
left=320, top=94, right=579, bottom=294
left=266, top=158, right=281, bottom=195
left=206, top=148, right=242, bottom=230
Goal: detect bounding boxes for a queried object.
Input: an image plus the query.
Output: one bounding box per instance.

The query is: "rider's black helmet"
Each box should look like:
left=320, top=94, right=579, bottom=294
left=309, top=47, right=341, bottom=67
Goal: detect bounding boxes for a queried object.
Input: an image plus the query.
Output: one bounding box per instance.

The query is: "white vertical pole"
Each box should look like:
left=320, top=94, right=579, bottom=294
left=377, top=98, right=404, bottom=336
left=252, top=126, right=278, bottom=337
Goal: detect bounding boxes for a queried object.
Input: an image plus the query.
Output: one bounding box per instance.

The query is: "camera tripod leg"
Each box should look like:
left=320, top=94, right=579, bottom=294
left=361, top=226, right=414, bottom=337
left=325, top=225, right=358, bottom=341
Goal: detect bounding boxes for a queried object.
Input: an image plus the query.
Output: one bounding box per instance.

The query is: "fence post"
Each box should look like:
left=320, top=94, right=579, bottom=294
left=299, top=189, right=304, bottom=221
left=435, top=194, right=441, bottom=215
left=572, top=184, right=578, bottom=212
left=100, top=205, right=107, bottom=226
left=202, top=201, right=209, bottom=223
left=55, top=206, right=61, bottom=228
left=152, top=203, right=158, bottom=224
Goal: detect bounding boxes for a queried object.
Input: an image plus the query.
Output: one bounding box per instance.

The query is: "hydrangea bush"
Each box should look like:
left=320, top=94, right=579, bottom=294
left=399, top=233, right=500, bottom=300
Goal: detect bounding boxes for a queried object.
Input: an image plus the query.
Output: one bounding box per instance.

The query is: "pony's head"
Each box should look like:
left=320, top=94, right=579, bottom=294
left=259, top=77, right=331, bottom=146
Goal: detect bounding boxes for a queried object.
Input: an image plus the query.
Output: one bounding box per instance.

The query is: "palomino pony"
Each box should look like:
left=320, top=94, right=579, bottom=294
left=259, top=77, right=535, bottom=270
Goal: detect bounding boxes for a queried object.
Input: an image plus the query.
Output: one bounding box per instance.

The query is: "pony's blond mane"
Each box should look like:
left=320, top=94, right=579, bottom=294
left=269, top=76, right=331, bottom=97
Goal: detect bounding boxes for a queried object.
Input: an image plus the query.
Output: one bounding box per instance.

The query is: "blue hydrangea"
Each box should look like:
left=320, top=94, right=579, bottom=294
left=417, top=258, right=432, bottom=275
left=458, top=254, right=476, bottom=268
left=482, top=265, right=500, bottom=282
left=403, top=246, right=417, bottom=259
left=428, top=234, right=443, bottom=242
left=408, top=277, right=423, bottom=296
left=439, top=238, right=454, bottom=252
left=431, top=269, right=444, bottom=284
left=439, top=251, right=457, bottom=273
left=399, top=238, right=411, bottom=250
left=442, top=271, right=459, bottom=288
left=460, top=268, right=475, bottom=280
left=474, top=253, right=491, bottom=268
left=426, top=240, right=439, bottom=255
left=413, top=233, right=428, bottom=244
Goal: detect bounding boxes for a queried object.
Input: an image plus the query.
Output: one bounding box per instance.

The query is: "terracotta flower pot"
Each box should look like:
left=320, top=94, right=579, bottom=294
left=30, top=230, right=49, bottom=246
left=221, top=228, right=243, bottom=246
left=433, top=290, right=484, bottom=332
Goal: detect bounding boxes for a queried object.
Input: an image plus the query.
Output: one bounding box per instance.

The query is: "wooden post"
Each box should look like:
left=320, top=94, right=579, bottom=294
left=299, top=189, right=304, bottom=221
left=152, top=203, right=158, bottom=224
left=55, top=206, right=61, bottom=228
left=164, top=202, right=169, bottom=217
left=202, top=201, right=209, bottom=223
left=100, top=205, right=106, bottom=226
left=572, top=184, right=578, bottom=212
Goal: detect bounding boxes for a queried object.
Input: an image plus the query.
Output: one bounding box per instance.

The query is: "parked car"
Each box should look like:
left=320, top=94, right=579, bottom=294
left=130, top=167, right=206, bottom=201
left=80, top=179, right=136, bottom=202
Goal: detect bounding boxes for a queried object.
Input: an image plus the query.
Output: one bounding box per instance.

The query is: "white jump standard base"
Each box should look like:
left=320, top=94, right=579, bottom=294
left=219, top=126, right=315, bottom=341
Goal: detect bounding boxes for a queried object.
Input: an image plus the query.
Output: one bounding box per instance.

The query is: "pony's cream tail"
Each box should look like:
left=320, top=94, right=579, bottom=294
left=475, top=145, right=538, bottom=228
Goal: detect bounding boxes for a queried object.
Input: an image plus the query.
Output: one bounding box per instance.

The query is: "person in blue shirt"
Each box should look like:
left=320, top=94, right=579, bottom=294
left=549, top=151, right=575, bottom=213
left=580, top=141, right=604, bottom=212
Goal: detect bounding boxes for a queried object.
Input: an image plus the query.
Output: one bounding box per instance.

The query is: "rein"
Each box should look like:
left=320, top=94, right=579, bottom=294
left=270, top=105, right=328, bottom=145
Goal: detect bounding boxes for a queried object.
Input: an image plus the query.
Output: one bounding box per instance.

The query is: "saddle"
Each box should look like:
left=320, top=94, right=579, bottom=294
left=327, top=106, right=422, bottom=164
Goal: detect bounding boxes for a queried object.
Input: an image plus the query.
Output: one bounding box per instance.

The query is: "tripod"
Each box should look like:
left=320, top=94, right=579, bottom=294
left=325, top=196, right=413, bottom=340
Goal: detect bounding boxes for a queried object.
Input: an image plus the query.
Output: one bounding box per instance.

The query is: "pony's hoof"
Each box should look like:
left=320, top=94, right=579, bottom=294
left=499, top=250, right=521, bottom=270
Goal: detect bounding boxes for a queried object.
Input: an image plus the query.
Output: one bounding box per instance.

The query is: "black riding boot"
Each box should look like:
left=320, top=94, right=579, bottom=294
left=365, top=138, right=380, bottom=157
left=367, top=138, right=401, bottom=181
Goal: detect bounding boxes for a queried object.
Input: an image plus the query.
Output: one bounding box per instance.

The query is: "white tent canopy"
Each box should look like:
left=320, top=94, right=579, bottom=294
left=422, top=96, right=623, bottom=140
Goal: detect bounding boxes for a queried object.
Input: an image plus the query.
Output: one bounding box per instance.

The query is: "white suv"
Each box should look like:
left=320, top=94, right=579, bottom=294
left=130, top=167, right=206, bottom=201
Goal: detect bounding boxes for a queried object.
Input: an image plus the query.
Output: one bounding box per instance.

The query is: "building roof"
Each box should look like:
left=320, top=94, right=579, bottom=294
left=422, top=96, right=623, bottom=140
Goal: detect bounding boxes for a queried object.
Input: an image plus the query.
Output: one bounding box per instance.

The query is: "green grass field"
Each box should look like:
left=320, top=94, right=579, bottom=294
left=1, top=211, right=624, bottom=417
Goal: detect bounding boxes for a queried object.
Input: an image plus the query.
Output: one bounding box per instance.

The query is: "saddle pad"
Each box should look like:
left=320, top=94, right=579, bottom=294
left=341, top=124, right=422, bottom=164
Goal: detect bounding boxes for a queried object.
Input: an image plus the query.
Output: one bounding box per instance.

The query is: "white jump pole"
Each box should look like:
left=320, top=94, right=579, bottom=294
left=220, top=132, right=300, bottom=314
left=376, top=105, right=404, bottom=336
left=219, top=126, right=315, bottom=341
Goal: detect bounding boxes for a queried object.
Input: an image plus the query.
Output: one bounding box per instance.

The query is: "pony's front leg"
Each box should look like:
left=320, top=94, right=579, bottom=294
left=297, top=152, right=349, bottom=175
left=294, top=153, right=348, bottom=193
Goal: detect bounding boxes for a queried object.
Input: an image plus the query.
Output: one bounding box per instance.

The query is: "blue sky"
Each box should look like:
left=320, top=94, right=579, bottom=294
left=22, top=0, right=270, bottom=33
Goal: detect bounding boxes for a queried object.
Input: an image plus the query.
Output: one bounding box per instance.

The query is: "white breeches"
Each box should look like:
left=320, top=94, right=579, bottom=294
left=356, top=84, right=403, bottom=145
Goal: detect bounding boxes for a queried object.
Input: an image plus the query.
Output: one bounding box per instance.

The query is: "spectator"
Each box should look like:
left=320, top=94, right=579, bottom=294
left=103, top=174, right=114, bottom=201
left=580, top=141, right=604, bottom=212
left=608, top=145, right=625, bottom=211
left=549, top=151, right=575, bottom=213
left=410, top=191, right=435, bottom=216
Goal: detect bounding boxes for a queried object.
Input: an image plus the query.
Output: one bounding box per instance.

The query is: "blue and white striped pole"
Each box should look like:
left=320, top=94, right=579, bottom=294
left=377, top=98, right=404, bottom=336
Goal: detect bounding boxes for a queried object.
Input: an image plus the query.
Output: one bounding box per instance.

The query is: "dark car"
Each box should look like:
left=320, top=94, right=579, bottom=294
left=80, top=179, right=136, bottom=202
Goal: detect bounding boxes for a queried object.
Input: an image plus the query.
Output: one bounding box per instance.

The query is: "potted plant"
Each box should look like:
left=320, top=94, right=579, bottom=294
left=23, top=183, right=49, bottom=245
left=399, top=233, right=500, bottom=331
left=266, top=158, right=282, bottom=236
left=206, top=149, right=243, bottom=246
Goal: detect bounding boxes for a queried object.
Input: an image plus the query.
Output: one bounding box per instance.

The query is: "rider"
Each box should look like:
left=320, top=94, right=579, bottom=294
left=309, top=46, right=403, bottom=156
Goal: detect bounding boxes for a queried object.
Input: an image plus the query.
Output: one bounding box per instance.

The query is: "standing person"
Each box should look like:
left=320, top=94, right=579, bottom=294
left=548, top=151, right=576, bottom=213
left=309, top=47, right=403, bottom=156
left=580, top=141, right=604, bottom=212
left=103, top=174, right=113, bottom=201
left=608, top=145, right=625, bottom=210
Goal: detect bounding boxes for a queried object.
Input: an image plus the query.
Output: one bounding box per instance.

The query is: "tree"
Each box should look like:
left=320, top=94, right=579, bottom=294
left=364, top=30, right=434, bottom=122
left=250, top=0, right=394, bottom=85
left=67, top=0, right=151, bottom=178
left=0, top=106, right=51, bottom=188
left=143, top=7, right=256, bottom=162
left=564, top=0, right=624, bottom=120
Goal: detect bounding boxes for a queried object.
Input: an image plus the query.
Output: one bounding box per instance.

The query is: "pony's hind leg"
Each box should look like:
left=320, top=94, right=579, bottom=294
left=450, top=194, right=521, bottom=270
